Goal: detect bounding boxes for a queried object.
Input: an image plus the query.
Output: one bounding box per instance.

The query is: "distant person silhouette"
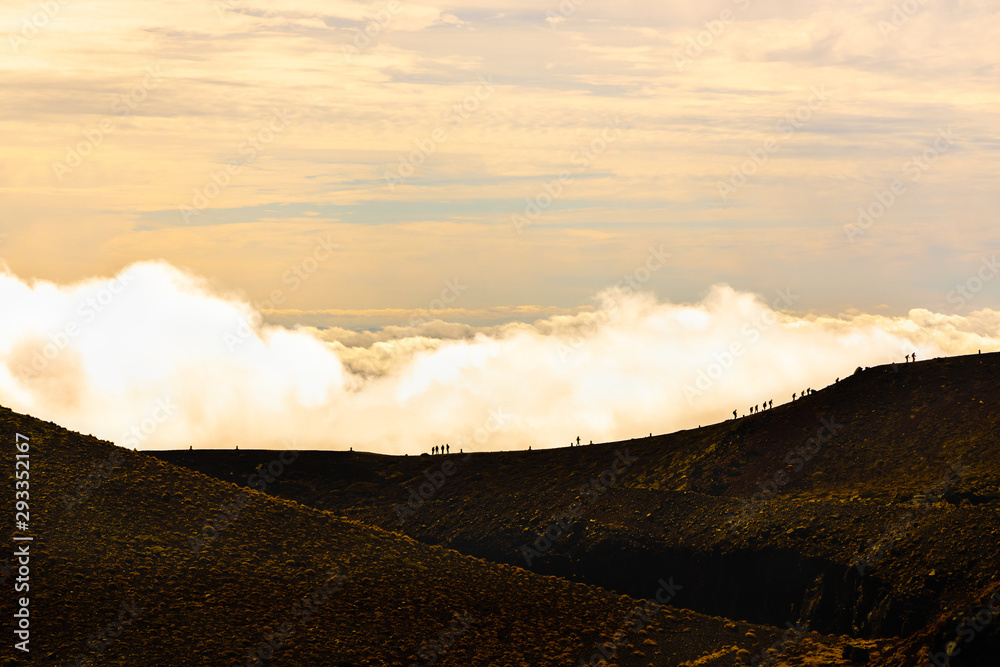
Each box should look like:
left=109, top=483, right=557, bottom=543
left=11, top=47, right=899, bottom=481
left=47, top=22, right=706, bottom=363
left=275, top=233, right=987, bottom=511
left=433, top=446, right=437, bottom=455
left=576, top=436, right=581, bottom=445
left=792, top=392, right=796, bottom=401
left=768, top=399, right=773, bottom=409
left=912, top=352, right=917, bottom=362
left=733, top=410, right=737, bottom=419
left=446, top=444, right=450, bottom=454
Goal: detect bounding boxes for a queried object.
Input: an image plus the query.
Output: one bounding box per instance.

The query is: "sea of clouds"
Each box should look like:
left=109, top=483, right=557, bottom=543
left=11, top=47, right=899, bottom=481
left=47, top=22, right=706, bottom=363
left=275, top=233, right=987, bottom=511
left=1, top=260, right=998, bottom=453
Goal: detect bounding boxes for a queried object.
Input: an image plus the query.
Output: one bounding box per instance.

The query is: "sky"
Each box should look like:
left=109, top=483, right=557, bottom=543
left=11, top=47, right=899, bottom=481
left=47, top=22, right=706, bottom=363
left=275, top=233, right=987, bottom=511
left=1, top=0, right=999, bottom=451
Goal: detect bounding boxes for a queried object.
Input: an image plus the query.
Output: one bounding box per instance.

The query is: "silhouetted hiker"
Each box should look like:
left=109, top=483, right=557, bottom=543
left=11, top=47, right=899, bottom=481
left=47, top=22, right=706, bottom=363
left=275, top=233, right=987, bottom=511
left=446, top=444, right=450, bottom=454
left=589, top=440, right=593, bottom=445
left=189, top=445, right=192, bottom=451
left=792, top=392, right=796, bottom=401
left=433, top=446, right=438, bottom=455
left=733, top=410, right=737, bottom=419
left=906, top=353, right=911, bottom=362
left=768, top=399, right=773, bottom=409
left=912, top=352, right=917, bottom=362
left=577, top=436, right=581, bottom=445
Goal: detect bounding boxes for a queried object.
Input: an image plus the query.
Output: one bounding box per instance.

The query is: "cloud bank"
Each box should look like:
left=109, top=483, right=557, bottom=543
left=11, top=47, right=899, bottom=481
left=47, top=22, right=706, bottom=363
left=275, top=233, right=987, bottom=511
left=1, top=260, right=998, bottom=453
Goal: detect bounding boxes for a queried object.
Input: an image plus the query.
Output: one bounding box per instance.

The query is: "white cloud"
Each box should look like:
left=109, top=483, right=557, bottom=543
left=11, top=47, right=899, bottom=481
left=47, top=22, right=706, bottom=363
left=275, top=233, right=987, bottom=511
left=2, top=261, right=998, bottom=454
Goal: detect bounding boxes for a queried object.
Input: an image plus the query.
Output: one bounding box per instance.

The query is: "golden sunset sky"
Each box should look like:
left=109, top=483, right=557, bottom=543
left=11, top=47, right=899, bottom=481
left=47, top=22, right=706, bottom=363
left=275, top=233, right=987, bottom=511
left=3, top=0, right=997, bottom=326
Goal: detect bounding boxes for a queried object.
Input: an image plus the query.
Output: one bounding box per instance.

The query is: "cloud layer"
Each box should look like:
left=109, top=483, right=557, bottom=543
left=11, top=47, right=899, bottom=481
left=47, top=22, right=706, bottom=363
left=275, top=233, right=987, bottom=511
left=2, top=261, right=997, bottom=453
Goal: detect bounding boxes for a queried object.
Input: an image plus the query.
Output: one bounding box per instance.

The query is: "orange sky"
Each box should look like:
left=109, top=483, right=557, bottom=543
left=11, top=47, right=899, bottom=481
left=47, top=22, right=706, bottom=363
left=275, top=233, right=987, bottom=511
left=2, top=0, right=999, bottom=323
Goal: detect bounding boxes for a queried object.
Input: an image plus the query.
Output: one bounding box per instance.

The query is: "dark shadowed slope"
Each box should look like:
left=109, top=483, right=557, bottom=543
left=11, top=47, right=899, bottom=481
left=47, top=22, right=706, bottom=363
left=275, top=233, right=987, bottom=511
left=156, top=352, right=1000, bottom=666
left=0, top=404, right=875, bottom=667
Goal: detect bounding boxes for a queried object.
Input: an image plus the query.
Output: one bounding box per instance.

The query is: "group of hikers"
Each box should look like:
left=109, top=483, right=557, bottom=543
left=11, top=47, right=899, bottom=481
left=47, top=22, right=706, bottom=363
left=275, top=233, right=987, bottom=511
left=733, top=385, right=822, bottom=419
left=731, top=351, right=928, bottom=423
left=431, top=444, right=451, bottom=455
left=735, top=400, right=773, bottom=419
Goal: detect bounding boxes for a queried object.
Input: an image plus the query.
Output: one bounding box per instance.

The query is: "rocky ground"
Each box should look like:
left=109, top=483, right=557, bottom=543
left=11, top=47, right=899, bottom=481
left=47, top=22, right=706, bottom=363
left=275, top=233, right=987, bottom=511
left=3, top=352, right=999, bottom=665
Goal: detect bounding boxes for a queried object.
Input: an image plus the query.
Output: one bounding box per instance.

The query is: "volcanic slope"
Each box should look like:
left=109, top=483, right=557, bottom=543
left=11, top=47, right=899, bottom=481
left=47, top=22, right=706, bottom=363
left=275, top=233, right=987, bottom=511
left=156, top=352, right=1000, bottom=666
left=0, top=404, right=873, bottom=667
